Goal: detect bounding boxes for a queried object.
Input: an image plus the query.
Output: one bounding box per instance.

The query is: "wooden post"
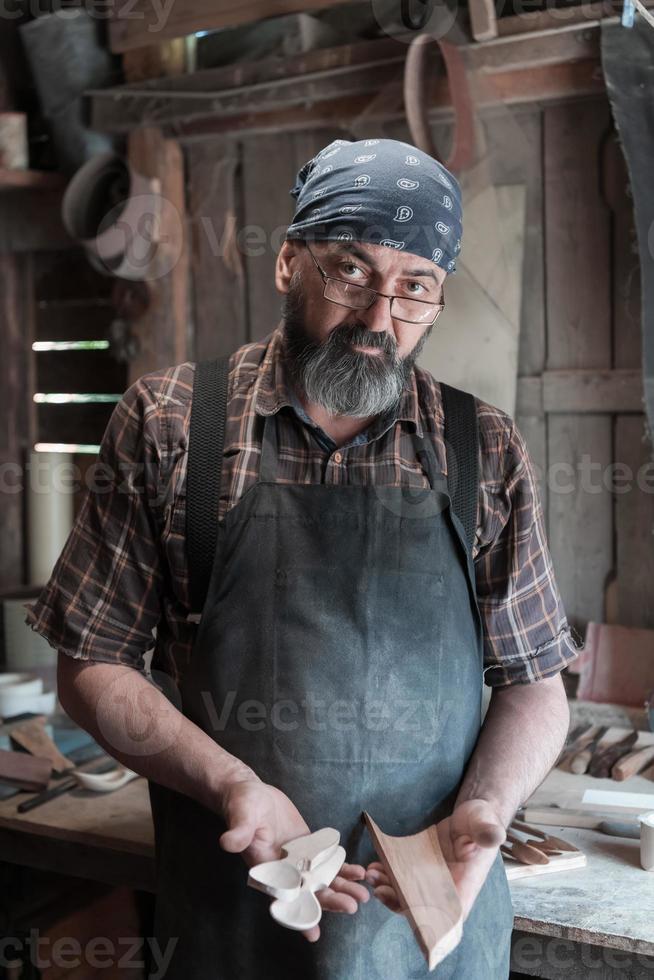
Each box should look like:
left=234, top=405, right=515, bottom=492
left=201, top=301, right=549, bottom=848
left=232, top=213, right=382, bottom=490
left=127, top=127, right=189, bottom=382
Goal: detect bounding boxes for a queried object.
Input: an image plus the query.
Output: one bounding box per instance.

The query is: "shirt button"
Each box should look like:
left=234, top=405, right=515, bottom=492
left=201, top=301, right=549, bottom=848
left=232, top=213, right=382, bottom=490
left=333, top=452, right=343, bottom=464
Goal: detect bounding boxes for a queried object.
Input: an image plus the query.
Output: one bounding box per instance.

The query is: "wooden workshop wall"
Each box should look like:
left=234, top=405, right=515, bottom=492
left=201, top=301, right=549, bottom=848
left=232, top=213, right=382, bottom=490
left=185, top=95, right=654, bottom=637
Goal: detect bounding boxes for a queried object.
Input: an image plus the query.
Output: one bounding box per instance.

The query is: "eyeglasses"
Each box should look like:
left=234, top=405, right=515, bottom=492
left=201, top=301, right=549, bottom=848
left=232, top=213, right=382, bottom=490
left=304, top=243, right=445, bottom=326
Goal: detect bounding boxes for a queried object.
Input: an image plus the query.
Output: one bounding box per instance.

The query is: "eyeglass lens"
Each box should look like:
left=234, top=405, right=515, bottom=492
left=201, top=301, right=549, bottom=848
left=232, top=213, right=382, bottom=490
left=323, top=278, right=440, bottom=324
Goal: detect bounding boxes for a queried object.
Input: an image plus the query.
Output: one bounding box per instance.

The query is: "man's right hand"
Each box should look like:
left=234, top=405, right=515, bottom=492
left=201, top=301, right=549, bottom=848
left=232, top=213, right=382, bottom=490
left=218, top=778, right=369, bottom=942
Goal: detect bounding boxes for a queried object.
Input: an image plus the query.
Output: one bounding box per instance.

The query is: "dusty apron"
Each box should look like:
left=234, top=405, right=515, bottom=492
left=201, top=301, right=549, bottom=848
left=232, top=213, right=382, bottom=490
left=147, top=356, right=514, bottom=979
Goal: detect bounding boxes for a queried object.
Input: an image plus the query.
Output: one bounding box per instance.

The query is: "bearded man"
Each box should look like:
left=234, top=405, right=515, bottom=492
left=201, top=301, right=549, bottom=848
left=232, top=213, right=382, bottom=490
left=29, top=137, right=578, bottom=980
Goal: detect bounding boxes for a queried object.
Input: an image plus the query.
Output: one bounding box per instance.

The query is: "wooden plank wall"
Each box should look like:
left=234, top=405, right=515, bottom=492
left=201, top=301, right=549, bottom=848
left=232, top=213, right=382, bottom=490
left=544, top=102, right=614, bottom=635
left=0, top=253, right=34, bottom=590
left=185, top=95, right=653, bottom=636
left=541, top=102, right=653, bottom=633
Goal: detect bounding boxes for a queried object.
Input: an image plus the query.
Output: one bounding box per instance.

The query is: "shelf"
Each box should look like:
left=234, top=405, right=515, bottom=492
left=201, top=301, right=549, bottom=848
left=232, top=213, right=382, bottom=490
left=0, top=169, right=66, bottom=192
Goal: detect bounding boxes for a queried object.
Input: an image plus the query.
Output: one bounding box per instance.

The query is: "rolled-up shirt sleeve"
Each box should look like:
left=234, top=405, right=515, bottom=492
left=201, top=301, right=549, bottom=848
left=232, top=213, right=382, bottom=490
left=475, top=414, right=581, bottom=688
left=25, top=377, right=164, bottom=672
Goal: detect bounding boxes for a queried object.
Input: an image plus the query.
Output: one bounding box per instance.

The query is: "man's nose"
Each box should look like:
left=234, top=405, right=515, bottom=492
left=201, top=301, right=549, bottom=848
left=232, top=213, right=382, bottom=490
left=357, top=294, right=395, bottom=336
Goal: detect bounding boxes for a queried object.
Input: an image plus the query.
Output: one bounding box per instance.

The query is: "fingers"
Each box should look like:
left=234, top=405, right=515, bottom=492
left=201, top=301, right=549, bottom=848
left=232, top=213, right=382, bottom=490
left=365, top=865, right=402, bottom=914
left=330, top=874, right=370, bottom=905
left=365, top=863, right=390, bottom=889
left=219, top=824, right=256, bottom=853
left=371, top=885, right=402, bottom=914
left=316, top=879, right=369, bottom=914
left=339, top=862, right=366, bottom=880
left=315, top=866, right=370, bottom=915
left=302, top=925, right=320, bottom=943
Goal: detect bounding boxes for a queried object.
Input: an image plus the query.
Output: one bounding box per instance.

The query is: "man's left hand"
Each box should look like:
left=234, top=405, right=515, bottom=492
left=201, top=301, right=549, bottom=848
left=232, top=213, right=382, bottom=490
left=365, top=799, right=506, bottom=920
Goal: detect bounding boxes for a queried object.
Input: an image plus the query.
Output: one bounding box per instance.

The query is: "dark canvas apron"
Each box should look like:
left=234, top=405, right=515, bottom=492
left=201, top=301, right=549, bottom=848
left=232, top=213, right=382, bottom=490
left=148, top=355, right=514, bottom=979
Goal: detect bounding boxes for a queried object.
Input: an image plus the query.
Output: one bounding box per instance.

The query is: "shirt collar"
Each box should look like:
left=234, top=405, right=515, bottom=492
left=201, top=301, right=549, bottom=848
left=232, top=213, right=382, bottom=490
left=253, top=323, right=424, bottom=437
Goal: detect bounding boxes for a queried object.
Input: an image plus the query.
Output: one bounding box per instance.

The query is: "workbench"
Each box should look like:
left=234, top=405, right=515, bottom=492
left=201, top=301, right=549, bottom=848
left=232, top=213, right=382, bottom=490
left=506, top=703, right=654, bottom=978
left=509, top=765, right=654, bottom=979
left=0, top=774, right=155, bottom=892
left=1, top=718, right=653, bottom=979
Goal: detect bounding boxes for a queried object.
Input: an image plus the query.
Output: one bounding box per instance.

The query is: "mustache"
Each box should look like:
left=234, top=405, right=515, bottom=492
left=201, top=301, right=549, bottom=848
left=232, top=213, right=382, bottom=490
left=327, top=322, right=397, bottom=357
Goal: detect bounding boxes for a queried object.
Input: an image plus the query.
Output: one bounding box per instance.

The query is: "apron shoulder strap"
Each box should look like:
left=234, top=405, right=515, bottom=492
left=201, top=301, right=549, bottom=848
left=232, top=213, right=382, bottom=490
left=187, top=355, right=231, bottom=614
left=439, top=382, right=480, bottom=556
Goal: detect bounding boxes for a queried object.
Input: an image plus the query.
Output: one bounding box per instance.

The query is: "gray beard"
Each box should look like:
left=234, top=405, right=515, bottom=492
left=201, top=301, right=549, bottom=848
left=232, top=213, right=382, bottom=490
left=281, top=276, right=434, bottom=418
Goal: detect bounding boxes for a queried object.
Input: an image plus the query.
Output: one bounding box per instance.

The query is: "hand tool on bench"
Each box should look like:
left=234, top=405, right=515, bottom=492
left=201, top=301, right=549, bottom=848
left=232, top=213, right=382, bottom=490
left=16, top=755, right=117, bottom=813
left=518, top=805, right=640, bottom=835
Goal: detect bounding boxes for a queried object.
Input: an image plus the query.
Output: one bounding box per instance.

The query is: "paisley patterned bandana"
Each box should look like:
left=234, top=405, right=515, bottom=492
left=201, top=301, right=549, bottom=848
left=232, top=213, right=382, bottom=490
left=286, top=138, right=463, bottom=274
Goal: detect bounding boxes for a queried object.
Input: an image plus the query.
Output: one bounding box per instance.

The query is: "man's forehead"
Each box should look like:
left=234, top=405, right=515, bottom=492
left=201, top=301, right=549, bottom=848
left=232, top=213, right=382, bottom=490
left=317, top=240, right=446, bottom=284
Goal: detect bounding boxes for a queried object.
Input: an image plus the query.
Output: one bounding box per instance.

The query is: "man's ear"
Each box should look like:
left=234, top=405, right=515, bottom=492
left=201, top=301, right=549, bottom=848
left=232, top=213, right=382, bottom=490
left=275, top=239, right=303, bottom=294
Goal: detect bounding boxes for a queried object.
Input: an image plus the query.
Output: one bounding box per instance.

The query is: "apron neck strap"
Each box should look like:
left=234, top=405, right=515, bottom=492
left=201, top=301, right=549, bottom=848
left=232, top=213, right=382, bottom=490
left=259, top=411, right=280, bottom=483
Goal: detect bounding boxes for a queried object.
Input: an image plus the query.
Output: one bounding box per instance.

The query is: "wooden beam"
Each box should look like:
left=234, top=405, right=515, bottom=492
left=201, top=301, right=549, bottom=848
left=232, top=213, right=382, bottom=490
left=0, top=169, right=65, bottom=192
left=544, top=370, right=643, bottom=414
left=122, top=39, right=189, bottom=83
left=90, top=26, right=605, bottom=137
left=0, top=253, right=34, bottom=589
left=126, top=128, right=189, bottom=380
left=186, top=138, right=249, bottom=360
left=469, top=0, right=498, bottom=41
left=109, top=0, right=353, bottom=54
left=517, top=371, right=644, bottom=415
left=497, top=1, right=652, bottom=36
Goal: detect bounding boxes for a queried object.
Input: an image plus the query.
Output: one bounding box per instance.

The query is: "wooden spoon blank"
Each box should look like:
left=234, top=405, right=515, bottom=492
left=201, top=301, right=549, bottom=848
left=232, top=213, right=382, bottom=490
left=588, top=731, right=639, bottom=778
left=10, top=719, right=74, bottom=774
left=611, top=745, right=654, bottom=781
left=505, top=831, right=549, bottom=864
left=511, top=818, right=578, bottom=852
left=522, top=839, right=563, bottom=855
left=363, top=811, right=463, bottom=972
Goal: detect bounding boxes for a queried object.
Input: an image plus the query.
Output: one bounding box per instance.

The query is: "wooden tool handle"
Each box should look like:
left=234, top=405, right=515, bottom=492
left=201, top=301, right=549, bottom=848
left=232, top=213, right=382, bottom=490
left=597, top=820, right=641, bottom=839
left=611, top=744, right=654, bottom=781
